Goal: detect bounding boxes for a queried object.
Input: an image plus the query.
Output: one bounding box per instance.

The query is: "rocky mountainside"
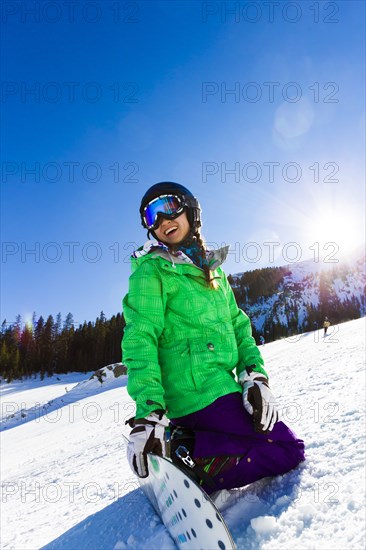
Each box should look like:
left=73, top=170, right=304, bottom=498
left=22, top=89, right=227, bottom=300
left=229, top=249, right=365, bottom=342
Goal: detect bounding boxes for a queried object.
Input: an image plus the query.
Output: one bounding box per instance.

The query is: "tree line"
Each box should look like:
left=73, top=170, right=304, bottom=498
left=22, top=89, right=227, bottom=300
left=0, top=312, right=125, bottom=382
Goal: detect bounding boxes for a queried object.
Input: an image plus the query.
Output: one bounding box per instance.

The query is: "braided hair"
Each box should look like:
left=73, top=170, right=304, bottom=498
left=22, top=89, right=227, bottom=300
left=193, top=231, right=218, bottom=290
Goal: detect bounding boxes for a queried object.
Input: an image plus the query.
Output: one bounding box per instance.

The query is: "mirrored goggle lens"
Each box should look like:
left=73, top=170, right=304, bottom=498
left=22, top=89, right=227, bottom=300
left=144, top=194, right=183, bottom=228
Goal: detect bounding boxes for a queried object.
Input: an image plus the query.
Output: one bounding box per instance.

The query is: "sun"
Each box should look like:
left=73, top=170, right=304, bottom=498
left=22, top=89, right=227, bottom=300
left=23, top=313, right=34, bottom=330
left=307, top=207, right=365, bottom=260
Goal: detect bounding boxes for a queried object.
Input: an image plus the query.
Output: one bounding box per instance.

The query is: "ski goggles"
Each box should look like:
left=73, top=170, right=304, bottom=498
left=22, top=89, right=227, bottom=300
left=142, top=194, right=185, bottom=230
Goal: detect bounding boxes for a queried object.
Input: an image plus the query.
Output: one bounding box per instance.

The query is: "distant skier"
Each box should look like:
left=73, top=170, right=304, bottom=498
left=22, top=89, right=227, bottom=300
left=323, top=317, right=331, bottom=336
left=259, top=335, right=265, bottom=346
left=122, top=182, right=305, bottom=494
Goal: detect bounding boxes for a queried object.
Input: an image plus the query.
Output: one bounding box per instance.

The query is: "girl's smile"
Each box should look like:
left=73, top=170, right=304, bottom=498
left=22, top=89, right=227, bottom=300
left=154, top=211, right=191, bottom=245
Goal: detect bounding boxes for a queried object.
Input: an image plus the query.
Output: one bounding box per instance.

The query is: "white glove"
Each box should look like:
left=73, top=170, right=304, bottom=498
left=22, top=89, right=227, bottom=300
left=239, top=367, right=279, bottom=433
left=127, top=412, right=169, bottom=478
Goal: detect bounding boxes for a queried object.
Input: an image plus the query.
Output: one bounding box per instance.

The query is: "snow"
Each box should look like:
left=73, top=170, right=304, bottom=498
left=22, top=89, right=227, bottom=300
left=250, top=516, right=278, bottom=536
left=1, top=318, right=365, bottom=549
left=0, top=364, right=127, bottom=431
left=232, top=250, right=366, bottom=334
left=0, top=372, right=87, bottom=422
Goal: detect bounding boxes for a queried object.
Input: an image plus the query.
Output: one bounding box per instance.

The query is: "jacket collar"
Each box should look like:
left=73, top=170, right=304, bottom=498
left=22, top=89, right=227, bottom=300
left=131, top=239, right=230, bottom=271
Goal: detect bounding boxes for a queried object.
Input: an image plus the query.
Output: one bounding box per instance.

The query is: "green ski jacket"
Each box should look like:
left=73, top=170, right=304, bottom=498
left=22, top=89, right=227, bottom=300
left=122, top=241, right=267, bottom=419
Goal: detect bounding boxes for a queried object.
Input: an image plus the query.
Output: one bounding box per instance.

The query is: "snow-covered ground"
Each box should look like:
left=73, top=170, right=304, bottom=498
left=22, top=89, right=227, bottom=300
left=1, top=318, right=365, bottom=550
left=0, top=372, right=87, bottom=423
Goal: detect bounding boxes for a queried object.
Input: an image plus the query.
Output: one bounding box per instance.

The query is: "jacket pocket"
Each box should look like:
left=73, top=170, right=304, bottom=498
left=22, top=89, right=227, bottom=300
left=188, top=336, right=238, bottom=388
left=159, top=340, right=196, bottom=393
left=187, top=338, right=220, bottom=389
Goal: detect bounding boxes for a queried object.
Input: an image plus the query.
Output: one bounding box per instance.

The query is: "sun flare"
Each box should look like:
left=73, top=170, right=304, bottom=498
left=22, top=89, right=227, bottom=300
left=307, top=207, right=365, bottom=259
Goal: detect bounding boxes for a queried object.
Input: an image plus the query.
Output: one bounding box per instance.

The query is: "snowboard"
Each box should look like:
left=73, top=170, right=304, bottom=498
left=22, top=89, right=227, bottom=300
left=123, top=436, right=236, bottom=549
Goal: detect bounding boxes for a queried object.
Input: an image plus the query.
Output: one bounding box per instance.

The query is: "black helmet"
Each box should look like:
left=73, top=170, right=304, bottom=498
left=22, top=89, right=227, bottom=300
left=139, top=182, right=201, bottom=237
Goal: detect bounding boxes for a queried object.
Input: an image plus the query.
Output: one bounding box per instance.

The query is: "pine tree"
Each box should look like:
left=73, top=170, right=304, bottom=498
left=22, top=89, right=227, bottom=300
left=55, top=313, right=62, bottom=336
left=63, top=313, right=74, bottom=331
left=19, top=324, right=34, bottom=378
left=14, top=314, right=22, bottom=343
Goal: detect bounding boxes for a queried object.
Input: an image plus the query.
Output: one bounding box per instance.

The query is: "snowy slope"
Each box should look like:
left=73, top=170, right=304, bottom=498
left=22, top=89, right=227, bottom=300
left=0, top=372, right=87, bottom=422
left=0, top=364, right=127, bottom=431
left=1, top=318, right=365, bottom=550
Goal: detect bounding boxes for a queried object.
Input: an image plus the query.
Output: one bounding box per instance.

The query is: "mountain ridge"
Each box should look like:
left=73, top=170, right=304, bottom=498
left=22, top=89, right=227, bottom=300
left=228, top=247, right=365, bottom=341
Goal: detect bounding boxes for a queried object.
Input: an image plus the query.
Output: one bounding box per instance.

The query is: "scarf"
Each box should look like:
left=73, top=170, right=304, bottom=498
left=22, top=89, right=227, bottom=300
left=177, top=239, right=208, bottom=270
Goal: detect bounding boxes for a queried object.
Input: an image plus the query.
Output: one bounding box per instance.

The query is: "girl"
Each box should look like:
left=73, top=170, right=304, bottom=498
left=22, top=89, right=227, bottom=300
left=122, top=182, right=305, bottom=494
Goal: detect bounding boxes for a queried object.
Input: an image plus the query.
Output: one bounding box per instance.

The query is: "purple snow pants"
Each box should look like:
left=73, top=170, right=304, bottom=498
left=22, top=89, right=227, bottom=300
left=172, top=392, right=305, bottom=494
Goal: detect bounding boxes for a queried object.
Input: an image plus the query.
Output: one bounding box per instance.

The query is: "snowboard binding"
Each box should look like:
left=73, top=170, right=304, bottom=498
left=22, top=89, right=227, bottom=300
left=169, top=426, right=216, bottom=488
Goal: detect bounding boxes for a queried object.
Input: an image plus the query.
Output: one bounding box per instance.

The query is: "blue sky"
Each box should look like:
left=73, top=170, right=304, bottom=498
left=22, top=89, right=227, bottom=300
left=1, top=0, right=365, bottom=327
